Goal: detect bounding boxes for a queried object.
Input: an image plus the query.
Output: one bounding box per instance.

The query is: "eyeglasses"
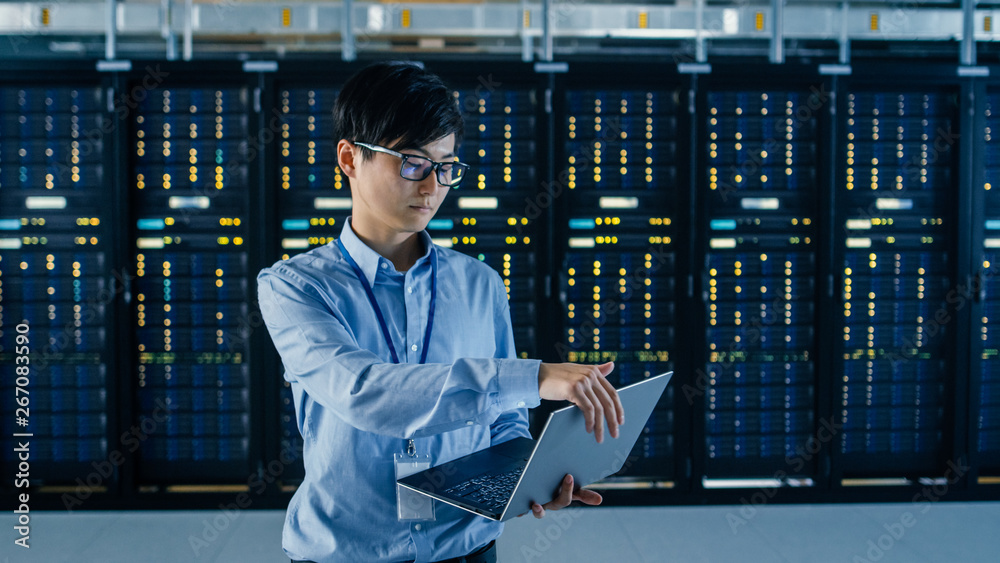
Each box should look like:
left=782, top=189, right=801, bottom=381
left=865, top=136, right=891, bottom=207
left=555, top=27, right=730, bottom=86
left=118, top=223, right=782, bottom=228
left=354, top=142, right=470, bottom=188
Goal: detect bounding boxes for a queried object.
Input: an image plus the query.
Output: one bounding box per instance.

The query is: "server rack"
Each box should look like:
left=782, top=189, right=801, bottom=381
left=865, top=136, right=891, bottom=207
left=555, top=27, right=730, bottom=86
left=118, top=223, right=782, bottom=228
left=0, top=77, right=116, bottom=486
left=2, top=59, right=999, bottom=510
left=831, top=75, right=962, bottom=481
left=697, top=73, right=826, bottom=484
left=127, top=68, right=259, bottom=485
left=974, top=84, right=1000, bottom=481
left=552, top=64, right=689, bottom=487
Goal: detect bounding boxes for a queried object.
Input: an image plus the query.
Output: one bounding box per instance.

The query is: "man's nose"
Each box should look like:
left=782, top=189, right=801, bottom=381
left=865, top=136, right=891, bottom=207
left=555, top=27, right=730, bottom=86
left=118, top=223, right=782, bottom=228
left=418, top=174, right=440, bottom=195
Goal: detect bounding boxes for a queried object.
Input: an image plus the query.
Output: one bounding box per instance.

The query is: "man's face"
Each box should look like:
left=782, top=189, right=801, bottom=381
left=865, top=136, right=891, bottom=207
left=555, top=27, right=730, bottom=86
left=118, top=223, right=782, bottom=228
left=350, top=133, right=456, bottom=236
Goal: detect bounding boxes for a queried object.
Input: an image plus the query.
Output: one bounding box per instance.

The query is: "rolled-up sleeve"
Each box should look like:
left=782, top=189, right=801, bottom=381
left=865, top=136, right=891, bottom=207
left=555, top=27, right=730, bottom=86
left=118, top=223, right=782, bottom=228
left=258, top=267, right=540, bottom=440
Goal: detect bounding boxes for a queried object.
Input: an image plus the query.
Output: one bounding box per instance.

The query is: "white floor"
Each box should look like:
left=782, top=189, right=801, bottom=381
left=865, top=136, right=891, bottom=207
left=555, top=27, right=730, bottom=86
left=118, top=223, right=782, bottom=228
left=6, top=502, right=1000, bottom=562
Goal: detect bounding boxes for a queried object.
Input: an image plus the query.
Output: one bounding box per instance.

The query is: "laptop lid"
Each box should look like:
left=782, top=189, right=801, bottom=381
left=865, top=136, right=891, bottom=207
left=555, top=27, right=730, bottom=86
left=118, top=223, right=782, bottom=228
left=498, top=371, right=672, bottom=520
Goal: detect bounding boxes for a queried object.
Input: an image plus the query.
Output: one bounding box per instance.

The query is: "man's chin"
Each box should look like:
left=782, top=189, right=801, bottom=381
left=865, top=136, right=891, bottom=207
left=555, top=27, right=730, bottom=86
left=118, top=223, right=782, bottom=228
left=404, top=207, right=437, bottom=225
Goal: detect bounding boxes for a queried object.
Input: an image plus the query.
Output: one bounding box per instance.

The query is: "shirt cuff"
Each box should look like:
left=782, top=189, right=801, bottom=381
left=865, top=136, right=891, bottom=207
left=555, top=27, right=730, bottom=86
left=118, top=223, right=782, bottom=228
left=496, top=358, right=542, bottom=412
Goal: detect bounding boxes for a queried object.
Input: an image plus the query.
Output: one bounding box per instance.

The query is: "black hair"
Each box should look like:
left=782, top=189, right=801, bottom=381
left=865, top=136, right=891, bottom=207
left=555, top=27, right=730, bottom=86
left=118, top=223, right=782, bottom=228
left=333, top=61, right=464, bottom=160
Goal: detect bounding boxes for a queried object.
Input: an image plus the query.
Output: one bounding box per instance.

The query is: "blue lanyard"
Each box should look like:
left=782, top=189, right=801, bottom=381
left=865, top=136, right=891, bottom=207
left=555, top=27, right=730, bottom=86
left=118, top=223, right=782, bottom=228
left=336, top=237, right=436, bottom=365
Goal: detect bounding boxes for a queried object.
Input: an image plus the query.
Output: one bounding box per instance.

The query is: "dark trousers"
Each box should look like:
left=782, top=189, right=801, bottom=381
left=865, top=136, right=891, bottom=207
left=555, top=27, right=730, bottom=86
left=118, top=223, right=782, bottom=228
left=292, top=539, right=497, bottom=563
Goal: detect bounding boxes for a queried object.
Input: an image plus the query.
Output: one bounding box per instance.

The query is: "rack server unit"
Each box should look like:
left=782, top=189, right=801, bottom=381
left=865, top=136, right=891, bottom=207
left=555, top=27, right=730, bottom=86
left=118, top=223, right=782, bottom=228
left=130, top=85, right=253, bottom=481
left=835, top=89, right=957, bottom=476
left=557, top=87, right=679, bottom=480
left=701, top=89, right=820, bottom=479
left=976, top=91, right=1000, bottom=476
left=0, top=85, right=111, bottom=480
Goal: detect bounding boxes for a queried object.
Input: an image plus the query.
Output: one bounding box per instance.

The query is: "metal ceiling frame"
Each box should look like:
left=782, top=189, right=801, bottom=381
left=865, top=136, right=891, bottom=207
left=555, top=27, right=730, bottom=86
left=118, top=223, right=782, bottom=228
left=0, top=1, right=998, bottom=65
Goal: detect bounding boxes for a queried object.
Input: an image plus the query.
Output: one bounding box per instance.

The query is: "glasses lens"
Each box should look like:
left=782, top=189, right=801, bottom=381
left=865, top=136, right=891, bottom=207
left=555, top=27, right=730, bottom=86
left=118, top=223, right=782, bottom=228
left=400, top=156, right=433, bottom=181
left=437, top=163, right=455, bottom=186
left=437, top=163, right=466, bottom=187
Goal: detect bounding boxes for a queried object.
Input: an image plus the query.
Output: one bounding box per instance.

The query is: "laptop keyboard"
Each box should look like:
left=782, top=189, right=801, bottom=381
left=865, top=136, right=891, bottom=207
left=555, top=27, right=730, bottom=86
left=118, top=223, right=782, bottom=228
left=444, top=466, right=525, bottom=511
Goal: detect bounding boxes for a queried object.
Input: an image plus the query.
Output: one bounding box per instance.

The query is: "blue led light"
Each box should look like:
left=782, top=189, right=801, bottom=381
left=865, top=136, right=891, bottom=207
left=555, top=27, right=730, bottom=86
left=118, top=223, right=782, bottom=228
left=710, top=219, right=737, bottom=230
left=569, top=218, right=595, bottom=230
left=282, top=219, right=310, bottom=231
left=137, top=218, right=166, bottom=230
left=427, top=219, right=454, bottom=230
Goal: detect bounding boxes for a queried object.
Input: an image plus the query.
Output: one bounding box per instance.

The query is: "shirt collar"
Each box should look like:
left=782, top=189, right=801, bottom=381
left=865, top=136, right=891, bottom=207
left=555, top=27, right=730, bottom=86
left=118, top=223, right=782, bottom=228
left=337, top=216, right=434, bottom=287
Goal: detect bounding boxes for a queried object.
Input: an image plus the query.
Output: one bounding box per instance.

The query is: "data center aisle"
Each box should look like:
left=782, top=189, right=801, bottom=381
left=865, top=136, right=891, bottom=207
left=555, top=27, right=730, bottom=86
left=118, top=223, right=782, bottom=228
left=7, top=502, right=1000, bottom=563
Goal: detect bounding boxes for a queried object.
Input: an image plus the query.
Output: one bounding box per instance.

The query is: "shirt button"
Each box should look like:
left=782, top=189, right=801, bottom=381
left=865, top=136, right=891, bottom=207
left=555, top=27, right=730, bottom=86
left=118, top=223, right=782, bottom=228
left=414, top=524, right=422, bottom=531
left=517, top=401, right=526, bottom=408
left=466, top=421, right=474, bottom=426
left=411, top=344, right=418, bottom=352
left=408, top=286, right=413, bottom=294
left=380, top=262, right=387, bottom=269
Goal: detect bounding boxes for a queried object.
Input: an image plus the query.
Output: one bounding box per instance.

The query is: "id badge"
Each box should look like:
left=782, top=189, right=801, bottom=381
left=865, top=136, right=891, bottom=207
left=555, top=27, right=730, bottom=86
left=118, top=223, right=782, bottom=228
left=394, top=452, right=436, bottom=521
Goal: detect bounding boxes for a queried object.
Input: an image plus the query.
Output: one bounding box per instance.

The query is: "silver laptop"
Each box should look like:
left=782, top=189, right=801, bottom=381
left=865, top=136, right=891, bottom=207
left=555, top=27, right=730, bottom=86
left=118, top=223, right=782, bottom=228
left=397, top=371, right=672, bottom=521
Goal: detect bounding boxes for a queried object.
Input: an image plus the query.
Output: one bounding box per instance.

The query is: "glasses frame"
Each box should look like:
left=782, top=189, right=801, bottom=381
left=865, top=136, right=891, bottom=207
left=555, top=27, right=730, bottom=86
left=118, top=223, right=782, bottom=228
left=354, top=141, right=470, bottom=188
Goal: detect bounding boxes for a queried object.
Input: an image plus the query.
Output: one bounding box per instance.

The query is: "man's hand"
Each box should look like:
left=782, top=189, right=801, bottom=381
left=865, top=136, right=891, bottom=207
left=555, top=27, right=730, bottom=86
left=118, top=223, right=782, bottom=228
left=517, top=474, right=602, bottom=519
left=538, top=361, right=623, bottom=443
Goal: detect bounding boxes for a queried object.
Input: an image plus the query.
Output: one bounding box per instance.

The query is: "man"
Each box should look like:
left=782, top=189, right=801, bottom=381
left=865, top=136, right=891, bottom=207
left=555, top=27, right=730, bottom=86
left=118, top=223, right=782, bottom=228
left=258, top=61, right=623, bottom=563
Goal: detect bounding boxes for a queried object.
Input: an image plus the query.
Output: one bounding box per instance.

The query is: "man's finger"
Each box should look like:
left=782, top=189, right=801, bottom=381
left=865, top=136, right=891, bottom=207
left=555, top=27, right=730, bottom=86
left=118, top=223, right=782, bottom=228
left=598, top=374, right=624, bottom=426
left=543, top=474, right=574, bottom=509
left=532, top=502, right=544, bottom=519
left=573, top=487, right=603, bottom=506
left=559, top=474, right=574, bottom=504
left=573, top=381, right=596, bottom=434
left=583, top=384, right=605, bottom=443
left=592, top=378, right=619, bottom=440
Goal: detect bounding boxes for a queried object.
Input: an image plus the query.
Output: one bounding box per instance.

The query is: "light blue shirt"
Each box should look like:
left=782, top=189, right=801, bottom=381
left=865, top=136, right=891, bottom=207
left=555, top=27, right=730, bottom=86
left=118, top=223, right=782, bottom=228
left=257, top=216, right=542, bottom=562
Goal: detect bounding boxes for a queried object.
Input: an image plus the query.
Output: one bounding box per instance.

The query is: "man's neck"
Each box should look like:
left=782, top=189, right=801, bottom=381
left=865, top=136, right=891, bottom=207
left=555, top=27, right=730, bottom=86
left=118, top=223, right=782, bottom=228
left=349, top=217, right=424, bottom=272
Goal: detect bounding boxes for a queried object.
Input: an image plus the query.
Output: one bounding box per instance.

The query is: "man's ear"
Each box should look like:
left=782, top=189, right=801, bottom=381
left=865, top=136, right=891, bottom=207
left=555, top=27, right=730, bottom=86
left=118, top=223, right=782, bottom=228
left=337, top=139, right=358, bottom=179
